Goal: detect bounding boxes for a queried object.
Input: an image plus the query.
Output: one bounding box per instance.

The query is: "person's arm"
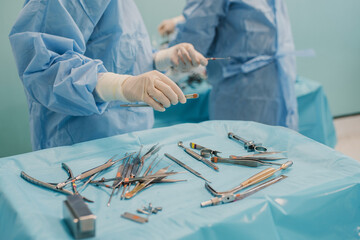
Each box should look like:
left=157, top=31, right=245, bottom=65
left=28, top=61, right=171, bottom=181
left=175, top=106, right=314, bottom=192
left=9, top=0, right=111, bottom=116
left=170, top=0, right=227, bottom=55
left=158, top=15, right=185, bottom=36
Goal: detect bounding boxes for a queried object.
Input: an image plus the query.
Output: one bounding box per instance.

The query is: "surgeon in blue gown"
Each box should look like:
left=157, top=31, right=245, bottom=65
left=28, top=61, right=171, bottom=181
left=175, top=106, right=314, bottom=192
left=9, top=0, right=207, bottom=150
left=166, top=0, right=298, bottom=130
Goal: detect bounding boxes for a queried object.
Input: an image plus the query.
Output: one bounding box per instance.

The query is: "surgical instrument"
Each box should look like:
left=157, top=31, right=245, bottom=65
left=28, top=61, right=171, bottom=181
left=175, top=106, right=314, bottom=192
left=120, top=94, right=199, bottom=107
left=206, top=161, right=293, bottom=197
left=211, top=157, right=285, bottom=167
left=189, top=142, right=221, bottom=158
left=164, top=153, right=210, bottom=182
left=107, top=159, right=128, bottom=206
left=121, top=212, right=148, bottom=224
left=228, top=132, right=267, bottom=152
left=206, top=57, right=231, bottom=61
left=56, top=154, right=132, bottom=189
left=21, top=171, right=93, bottom=203
left=91, top=172, right=181, bottom=184
left=178, top=141, right=219, bottom=171
left=200, top=175, right=287, bottom=207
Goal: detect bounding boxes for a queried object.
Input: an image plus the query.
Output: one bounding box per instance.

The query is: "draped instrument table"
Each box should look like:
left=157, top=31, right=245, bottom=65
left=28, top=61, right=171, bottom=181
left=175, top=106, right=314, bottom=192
left=0, top=121, right=358, bottom=239
left=154, top=76, right=337, bottom=148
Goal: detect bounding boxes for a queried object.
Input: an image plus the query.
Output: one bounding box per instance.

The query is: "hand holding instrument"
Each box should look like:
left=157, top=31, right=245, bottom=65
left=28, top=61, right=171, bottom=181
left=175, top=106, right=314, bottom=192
left=200, top=175, right=287, bottom=207
left=228, top=132, right=267, bottom=152
left=120, top=94, right=198, bottom=107
left=165, top=153, right=210, bottom=182
left=178, top=141, right=219, bottom=171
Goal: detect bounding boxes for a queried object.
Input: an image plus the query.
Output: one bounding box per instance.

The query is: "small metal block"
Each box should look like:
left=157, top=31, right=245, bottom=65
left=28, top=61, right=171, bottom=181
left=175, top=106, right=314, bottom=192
left=63, top=195, right=96, bottom=239
left=122, top=212, right=148, bottom=224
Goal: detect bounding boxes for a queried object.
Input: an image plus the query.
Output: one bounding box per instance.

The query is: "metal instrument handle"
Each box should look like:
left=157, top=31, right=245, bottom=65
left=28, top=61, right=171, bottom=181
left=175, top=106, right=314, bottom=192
left=228, top=132, right=247, bottom=144
left=21, top=171, right=74, bottom=195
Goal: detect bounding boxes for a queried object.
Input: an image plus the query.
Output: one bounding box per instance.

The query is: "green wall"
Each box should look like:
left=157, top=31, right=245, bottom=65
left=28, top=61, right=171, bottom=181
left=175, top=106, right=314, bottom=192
left=0, top=0, right=359, bottom=157
left=0, top=1, right=32, bottom=157
left=286, top=0, right=360, bottom=117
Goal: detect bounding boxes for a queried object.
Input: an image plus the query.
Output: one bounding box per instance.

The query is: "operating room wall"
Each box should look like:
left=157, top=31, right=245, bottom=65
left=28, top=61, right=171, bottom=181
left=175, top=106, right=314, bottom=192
left=0, top=0, right=359, bottom=157
left=0, top=1, right=32, bottom=158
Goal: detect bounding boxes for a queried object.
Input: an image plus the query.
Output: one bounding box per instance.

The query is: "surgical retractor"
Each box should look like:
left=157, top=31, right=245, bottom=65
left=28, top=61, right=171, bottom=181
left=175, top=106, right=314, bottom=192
left=228, top=132, right=267, bottom=152
left=178, top=141, right=219, bottom=171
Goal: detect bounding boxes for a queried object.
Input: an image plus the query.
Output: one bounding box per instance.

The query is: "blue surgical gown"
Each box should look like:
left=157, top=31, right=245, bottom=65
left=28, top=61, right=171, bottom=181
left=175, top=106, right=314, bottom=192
left=9, top=0, right=154, bottom=150
left=171, top=0, right=298, bottom=130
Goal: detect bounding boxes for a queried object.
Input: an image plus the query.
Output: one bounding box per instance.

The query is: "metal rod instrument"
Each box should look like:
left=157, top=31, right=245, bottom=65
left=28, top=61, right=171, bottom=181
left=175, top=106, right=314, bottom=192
left=164, top=153, right=210, bottom=182
left=206, top=57, right=231, bottom=60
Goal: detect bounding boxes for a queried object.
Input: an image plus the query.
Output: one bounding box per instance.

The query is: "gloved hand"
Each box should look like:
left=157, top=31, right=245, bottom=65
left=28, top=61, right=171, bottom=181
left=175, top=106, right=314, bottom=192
left=154, top=43, right=208, bottom=72
left=95, top=71, right=186, bottom=112
left=158, top=15, right=185, bottom=36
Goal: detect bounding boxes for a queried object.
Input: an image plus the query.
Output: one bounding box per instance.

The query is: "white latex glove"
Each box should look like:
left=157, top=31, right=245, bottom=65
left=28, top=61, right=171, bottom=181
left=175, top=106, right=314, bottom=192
left=154, top=43, right=208, bottom=72
left=95, top=71, right=186, bottom=112
left=158, top=15, right=185, bottom=36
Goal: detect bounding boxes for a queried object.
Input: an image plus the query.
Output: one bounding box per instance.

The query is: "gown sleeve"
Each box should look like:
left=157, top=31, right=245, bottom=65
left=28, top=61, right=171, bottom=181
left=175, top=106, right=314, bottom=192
left=9, top=0, right=112, bottom=116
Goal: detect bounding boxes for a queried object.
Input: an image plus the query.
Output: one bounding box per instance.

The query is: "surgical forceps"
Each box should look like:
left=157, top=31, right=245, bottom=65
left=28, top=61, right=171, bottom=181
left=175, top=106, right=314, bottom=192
left=228, top=132, right=267, bottom=153
left=211, top=152, right=287, bottom=167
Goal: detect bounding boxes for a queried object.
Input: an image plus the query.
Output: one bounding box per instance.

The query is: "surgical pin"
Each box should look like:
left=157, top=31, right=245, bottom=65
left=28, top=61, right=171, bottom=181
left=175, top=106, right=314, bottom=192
left=178, top=141, right=219, bottom=171
left=164, top=153, right=211, bottom=182
left=120, top=94, right=199, bottom=107
left=228, top=132, right=267, bottom=152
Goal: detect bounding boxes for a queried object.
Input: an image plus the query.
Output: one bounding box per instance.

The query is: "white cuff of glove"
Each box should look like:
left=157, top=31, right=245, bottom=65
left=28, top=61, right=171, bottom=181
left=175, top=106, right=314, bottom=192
left=154, top=49, right=172, bottom=72
left=173, top=15, right=185, bottom=24
left=95, top=72, right=132, bottom=102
